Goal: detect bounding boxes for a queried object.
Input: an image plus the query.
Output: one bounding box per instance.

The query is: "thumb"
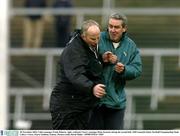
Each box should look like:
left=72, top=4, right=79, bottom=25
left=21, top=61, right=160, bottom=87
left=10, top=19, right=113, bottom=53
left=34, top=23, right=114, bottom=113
left=98, top=84, right=106, bottom=88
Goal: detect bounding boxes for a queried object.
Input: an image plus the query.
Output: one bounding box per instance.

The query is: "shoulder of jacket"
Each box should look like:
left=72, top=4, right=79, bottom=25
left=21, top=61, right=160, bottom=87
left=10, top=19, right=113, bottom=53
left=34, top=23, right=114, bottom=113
left=100, top=31, right=108, bottom=37
left=124, top=36, right=137, bottom=47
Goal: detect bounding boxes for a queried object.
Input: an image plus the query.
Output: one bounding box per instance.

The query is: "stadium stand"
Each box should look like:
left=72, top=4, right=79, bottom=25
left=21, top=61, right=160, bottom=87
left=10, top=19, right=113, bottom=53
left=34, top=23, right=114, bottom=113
left=9, top=0, right=180, bottom=129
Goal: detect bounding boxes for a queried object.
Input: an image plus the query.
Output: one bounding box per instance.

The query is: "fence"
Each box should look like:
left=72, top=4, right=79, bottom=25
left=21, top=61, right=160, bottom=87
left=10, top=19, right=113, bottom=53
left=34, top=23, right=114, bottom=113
left=10, top=7, right=180, bottom=29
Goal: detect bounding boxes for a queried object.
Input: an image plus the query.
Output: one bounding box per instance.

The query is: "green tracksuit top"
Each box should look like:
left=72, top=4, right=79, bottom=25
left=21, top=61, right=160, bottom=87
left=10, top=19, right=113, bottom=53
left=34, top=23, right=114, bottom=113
left=98, top=31, right=142, bottom=109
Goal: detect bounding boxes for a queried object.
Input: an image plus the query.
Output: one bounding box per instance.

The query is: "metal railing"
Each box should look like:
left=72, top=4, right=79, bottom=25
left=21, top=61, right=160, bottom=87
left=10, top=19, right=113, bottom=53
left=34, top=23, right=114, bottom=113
left=10, top=7, right=180, bottom=28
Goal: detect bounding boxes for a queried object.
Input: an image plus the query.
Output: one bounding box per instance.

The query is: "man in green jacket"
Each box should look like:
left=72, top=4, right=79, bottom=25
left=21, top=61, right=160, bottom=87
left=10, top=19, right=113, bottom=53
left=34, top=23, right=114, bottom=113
left=89, top=13, right=142, bottom=129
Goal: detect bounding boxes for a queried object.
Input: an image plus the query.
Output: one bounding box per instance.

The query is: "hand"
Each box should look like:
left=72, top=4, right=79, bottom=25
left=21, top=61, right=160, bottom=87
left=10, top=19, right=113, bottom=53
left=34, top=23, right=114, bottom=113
left=109, top=54, right=118, bottom=64
left=102, top=51, right=113, bottom=62
left=102, top=51, right=118, bottom=64
left=115, top=62, right=125, bottom=73
left=93, top=84, right=106, bottom=98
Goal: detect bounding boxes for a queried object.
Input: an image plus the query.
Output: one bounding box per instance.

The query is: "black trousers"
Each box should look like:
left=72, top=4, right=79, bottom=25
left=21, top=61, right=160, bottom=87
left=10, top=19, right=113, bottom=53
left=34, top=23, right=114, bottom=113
left=88, top=105, right=125, bottom=130
left=51, top=110, right=91, bottom=130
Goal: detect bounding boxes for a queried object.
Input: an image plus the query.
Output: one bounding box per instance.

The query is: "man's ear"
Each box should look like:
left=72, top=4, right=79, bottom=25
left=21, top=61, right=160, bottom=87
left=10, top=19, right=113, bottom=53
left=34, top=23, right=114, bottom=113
left=81, top=33, right=86, bottom=40
left=123, top=25, right=128, bottom=32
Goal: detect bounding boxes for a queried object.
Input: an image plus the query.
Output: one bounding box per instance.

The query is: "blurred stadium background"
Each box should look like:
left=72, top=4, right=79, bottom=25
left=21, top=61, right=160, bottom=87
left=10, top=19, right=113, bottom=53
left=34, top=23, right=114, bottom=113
left=1, top=0, right=180, bottom=130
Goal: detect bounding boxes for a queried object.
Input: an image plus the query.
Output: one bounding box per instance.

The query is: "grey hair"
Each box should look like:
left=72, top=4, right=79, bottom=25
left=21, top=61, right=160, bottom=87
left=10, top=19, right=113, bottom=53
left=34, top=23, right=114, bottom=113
left=81, top=19, right=100, bottom=35
left=109, top=13, right=128, bottom=27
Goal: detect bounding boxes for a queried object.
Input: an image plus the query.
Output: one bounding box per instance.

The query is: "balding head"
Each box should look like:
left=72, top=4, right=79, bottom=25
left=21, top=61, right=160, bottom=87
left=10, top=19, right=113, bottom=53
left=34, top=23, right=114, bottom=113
left=81, top=20, right=101, bottom=47
left=81, top=20, right=100, bottom=35
left=86, top=25, right=100, bottom=37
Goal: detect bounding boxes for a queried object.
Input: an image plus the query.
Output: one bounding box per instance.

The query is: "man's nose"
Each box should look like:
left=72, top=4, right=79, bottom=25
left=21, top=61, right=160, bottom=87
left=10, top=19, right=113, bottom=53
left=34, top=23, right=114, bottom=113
left=111, top=27, right=116, bottom=32
left=95, top=38, right=99, bottom=43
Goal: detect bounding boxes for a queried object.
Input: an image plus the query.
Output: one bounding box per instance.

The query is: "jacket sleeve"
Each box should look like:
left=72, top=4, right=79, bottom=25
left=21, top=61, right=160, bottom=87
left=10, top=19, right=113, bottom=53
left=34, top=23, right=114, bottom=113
left=123, top=48, right=142, bottom=80
left=62, top=46, right=95, bottom=94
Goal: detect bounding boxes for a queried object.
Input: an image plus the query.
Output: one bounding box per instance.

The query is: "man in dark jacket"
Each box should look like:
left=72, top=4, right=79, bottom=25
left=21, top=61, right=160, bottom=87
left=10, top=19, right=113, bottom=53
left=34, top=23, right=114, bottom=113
left=49, top=20, right=106, bottom=129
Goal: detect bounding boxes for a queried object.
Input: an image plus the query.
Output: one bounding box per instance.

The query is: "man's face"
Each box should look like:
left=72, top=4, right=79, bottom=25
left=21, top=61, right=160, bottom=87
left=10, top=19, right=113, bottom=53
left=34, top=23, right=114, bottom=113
left=108, top=18, right=126, bottom=42
left=82, top=26, right=100, bottom=47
